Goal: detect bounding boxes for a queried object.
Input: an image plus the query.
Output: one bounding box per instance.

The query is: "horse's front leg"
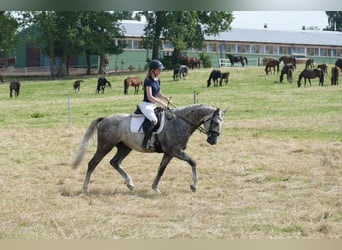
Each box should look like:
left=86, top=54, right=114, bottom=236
left=172, top=150, right=198, bottom=193
left=152, top=153, right=172, bottom=193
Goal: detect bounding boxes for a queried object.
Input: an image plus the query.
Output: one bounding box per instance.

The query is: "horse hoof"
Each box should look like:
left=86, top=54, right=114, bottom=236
left=190, top=184, right=197, bottom=193
left=153, top=187, right=161, bottom=194
left=127, top=184, right=134, bottom=192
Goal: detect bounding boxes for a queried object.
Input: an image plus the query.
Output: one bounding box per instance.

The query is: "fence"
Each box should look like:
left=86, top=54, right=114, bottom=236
left=218, top=58, right=258, bottom=68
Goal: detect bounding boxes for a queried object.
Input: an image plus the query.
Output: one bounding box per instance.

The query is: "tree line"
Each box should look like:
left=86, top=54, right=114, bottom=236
left=1, top=11, right=341, bottom=77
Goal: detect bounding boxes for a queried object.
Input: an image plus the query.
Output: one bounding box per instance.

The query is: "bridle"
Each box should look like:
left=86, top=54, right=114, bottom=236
left=166, top=106, right=221, bottom=137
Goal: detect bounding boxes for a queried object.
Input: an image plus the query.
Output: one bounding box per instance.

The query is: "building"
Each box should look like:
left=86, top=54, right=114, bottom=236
left=14, top=20, right=342, bottom=70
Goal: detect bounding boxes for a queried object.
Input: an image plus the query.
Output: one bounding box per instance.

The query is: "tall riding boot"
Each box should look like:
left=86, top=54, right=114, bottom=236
left=142, top=121, right=156, bottom=148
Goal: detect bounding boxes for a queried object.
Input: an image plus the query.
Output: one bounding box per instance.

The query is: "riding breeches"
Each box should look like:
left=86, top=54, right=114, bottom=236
left=139, top=101, right=158, bottom=124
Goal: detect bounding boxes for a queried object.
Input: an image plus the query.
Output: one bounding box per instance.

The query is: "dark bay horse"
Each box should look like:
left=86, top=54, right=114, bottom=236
left=331, top=66, right=340, bottom=86
left=317, top=64, right=328, bottom=75
left=96, top=76, right=111, bottom=94
left=124, top=76, right=143, bottom=95
left=297, top=68, right=324, bottom=87
left=280, top=63, right=295, bottom=83
left=305, top=59, right=314, bottom=69
left=9, top=79, right=20, bottom=98
left=73, top=80, right=83, bottom=92
left=72, top=104, right=226, bottom=193
left=279, top=56, right=296, bottom=68
left=265, top=59, right=279, bottom=75
left=226, top=54, right=248, bottom=67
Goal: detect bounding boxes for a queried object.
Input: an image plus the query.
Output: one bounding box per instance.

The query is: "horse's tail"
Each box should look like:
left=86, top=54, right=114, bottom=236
left=244, top=57, right=248, bottom=65
left=71, top=117, right=104, bottom=169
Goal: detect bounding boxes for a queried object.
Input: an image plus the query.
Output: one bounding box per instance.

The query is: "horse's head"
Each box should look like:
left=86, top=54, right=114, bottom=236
left=203, top=108, right=227, bottom=145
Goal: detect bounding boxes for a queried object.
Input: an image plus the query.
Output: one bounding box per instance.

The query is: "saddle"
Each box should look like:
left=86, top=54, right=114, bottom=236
left=130, top=106, right=165, bottom=134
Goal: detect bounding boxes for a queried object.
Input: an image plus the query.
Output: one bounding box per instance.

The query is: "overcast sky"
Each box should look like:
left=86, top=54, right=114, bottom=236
left=231, top=11, right=329, bottom=31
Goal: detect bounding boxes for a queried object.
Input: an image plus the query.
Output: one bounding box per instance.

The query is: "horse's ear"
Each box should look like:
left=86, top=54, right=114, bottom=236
left=222, top=109, right=227, bottom=114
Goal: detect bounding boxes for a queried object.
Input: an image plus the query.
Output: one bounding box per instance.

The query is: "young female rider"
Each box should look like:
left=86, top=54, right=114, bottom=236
left=139, top=59, right=172, bottom=148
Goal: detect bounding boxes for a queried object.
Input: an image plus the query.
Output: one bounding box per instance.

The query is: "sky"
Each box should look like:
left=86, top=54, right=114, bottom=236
left=231, top=11, right=329, bottom=31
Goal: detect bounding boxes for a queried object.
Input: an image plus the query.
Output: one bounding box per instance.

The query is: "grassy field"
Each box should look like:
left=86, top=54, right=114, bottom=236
left=0, top=64, right=341, bottom=239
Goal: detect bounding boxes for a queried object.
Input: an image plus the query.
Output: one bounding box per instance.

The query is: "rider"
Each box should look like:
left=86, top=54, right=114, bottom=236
left=139, top=59, right=172, bottom=148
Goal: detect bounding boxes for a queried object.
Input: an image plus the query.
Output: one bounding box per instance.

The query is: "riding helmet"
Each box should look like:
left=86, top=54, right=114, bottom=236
left=149, top=60, right=164, bottom=69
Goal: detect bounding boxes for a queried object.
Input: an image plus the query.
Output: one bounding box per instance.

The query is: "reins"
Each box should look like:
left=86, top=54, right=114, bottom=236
left=165, top=102, right=215, bottom=135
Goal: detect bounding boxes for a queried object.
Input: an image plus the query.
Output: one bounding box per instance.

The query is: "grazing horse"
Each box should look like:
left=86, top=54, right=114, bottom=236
left=207, top=69, right=222, bottom=87
left=305, top=59, right=314, bottom=69
left=280, top=63, right=295, bottom=83
left=265, top=59, right=279, bottom=75
left=9, top=79, right=20, bottom=98
left=124, top=76, right=143, bottom=95
left=73, top=80, right=83, bottom=92
left=173, top=65, right=189, bottom=80
left=96, top=76, right=111, bottom=94
left=317, top=64, right=328, bottom=75
left=279, top=56, right=296, bottom=68
left=72, top=104, right=226, bottom=193
left=226, top=54, right=248, bottom=67
left=221, top=72, right=230, bottom=85
left=331, top=66, right=340, bottom=86
left=297, top=68, right=324, bottom=87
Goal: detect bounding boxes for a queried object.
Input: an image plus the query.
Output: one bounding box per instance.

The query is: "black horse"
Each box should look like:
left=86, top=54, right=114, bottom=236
left=96, top=76, right=111, bottom=94
left=297, top=68, right=324, bottom=87
left=10, top=79, right=20, bottom=98
left=226, top=54, right=248, bottom=67
left=335, top=59, right=342, bottom=69
left=207, top=69, right=222, bottom=87
left=280, top=63, right=295, bottom=83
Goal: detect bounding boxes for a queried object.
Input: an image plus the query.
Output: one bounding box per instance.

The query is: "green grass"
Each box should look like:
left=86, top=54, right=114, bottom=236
left=1, top=65, right=341, bottom=141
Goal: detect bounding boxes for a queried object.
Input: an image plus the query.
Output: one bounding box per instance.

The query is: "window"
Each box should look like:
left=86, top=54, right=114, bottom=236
left=251, top=45, right=260, bottom=54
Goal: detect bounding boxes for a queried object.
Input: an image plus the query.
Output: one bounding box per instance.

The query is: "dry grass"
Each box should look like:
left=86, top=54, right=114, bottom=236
left=1, top=126, right=341, bottom=239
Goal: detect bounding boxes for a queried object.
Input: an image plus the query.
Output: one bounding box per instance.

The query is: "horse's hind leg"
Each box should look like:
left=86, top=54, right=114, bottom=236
left=109, top=143, right=134, bottom=191
left=83, top=143, right=114, bottom=192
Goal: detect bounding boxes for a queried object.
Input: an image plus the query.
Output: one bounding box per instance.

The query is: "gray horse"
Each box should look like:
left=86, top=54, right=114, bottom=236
left=72, top=104, right=226, bottom=193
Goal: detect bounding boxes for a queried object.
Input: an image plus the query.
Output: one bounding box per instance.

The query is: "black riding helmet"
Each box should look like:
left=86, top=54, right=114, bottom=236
left=149, top=59, right=164, bottom=70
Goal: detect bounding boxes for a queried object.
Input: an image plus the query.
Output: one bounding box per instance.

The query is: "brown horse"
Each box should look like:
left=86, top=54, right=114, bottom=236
left=265, top=59, right=279, bottom=75
left=10, top=79, right=20, bottom=98
left=331, top=66, right=340, bottom=86
left=297, top=68, right=324, bottom=87
left=124, top=76, right=143, bottom=95
left=279, top=56, right=296, bottom=68
left=305, top=59, right=314, bottom=69
left=317, top=64, right=328, bottom=75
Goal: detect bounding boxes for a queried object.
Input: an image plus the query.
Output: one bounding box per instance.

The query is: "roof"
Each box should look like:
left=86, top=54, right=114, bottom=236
left=121, top=20, right=342, bottom=47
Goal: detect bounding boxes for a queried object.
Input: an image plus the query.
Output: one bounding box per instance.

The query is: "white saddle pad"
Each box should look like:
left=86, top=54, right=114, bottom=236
left=130, top=112, right=165, bottom=134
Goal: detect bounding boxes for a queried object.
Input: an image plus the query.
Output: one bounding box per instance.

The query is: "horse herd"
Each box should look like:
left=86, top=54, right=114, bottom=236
left=264, top=56, right=340, bottom=87
left=72, top=76, right=143, bottom=95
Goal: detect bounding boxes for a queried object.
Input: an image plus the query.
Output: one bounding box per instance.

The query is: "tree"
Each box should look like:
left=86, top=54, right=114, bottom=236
left=141, top=11, right=233, bottom=65
left=78, top=11, right=125, bottom=74
left=325, top=11, right=342, bottom=31
left=19, top=11, right=125, bottom=76
left=0, top=11, right=18, bottom=57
